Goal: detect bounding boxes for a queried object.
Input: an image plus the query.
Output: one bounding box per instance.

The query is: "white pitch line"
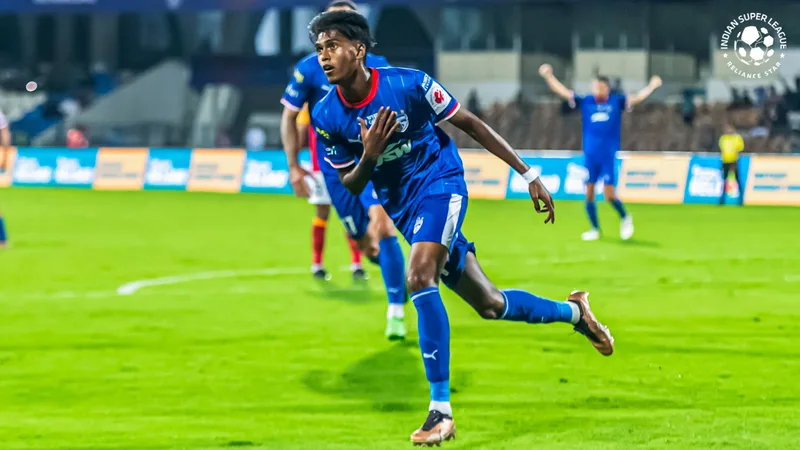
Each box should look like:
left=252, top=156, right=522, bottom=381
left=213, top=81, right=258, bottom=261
left=116, top=267, right=309, bottom=296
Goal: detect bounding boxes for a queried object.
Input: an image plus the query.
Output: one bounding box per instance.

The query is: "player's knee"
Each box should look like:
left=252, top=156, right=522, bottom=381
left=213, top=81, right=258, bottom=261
left=478, top=306, right=499, bottom=320
left=605, top=193, right=617, bottom=203
left=369, top=208, right=395, bottom=239
left=357, top=237, right=379, bottom=259
left=374, top=219, right=395, bottom=240
left=406, top=267, right=438, bottom=293
left=476, top=291, right=504, bottom=320
left=585, top=190, right=596, bottom=203
left=316, top=205, right=330, bottom=220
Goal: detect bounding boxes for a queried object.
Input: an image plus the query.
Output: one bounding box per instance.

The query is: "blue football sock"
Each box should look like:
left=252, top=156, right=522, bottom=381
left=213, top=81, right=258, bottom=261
left=412, top=287, right=450, bottom=402
left=378, top=236, right=406, bottom=304
left=585, top=201, right=600, bottom=230
left=0, top=216, right=6, bottom=243
left=610, top=198, right=628, bottom=218
left=501, top=289, right=575, bottom=324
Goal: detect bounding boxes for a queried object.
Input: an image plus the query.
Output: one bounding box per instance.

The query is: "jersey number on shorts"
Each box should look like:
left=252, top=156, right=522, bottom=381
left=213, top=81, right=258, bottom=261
left=342, top=216, right=358, bottom=236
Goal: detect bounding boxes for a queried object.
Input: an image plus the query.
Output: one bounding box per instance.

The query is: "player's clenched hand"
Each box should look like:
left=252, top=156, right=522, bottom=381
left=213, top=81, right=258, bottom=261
left=358, top=107, right=399, bottom=163
left=538, top=64, right=553, bottom=78
left=289, top=165, right=312, bottom=198
left=528, top=178, right=556, bottom=224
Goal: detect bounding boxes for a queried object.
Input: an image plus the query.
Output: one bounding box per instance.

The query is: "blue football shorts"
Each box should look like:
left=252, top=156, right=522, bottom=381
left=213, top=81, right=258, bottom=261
left=584, top=153, right=617, bottom=186
left=323, top=171, right=381, bottom=240
left=398, top=192, right=476, bottom=290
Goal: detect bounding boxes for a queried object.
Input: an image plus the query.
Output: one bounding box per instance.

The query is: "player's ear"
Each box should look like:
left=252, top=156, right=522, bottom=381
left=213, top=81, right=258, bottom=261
left=356, top=42, right=366, bottom=61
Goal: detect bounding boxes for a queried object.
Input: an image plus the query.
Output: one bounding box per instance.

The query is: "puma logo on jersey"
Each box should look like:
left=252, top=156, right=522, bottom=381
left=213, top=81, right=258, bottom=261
left=423, top=349, right=438, bottom=360
left=376, top=140, right=412, bottom=167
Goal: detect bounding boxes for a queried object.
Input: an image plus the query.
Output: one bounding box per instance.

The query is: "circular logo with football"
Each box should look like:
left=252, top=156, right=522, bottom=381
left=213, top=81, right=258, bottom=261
left=720, top=13, right=787, bottom=79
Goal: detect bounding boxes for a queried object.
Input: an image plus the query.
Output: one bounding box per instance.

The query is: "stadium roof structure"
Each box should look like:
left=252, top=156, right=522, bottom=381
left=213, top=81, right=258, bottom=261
left=0, top=0, right=711, bottom=14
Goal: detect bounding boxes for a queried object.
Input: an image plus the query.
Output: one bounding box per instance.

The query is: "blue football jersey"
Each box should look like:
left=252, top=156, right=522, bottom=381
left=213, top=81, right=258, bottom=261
left=313, top=67, right=467, bottom=227
left=280, top=53, right=389, bottom=175
left=574, top=94, right=627, bottom=157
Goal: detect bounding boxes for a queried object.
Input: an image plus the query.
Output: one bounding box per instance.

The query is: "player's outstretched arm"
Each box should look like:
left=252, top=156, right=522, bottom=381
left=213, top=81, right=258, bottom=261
left=627, top=75, right=662, bottom=106
left=337, top=107, right=398, bottom=195
left=448, top=108, right=555, bottom=224
left=280, top=107, right=311, bottom=198
left=539, top=64, right=573, bottom=101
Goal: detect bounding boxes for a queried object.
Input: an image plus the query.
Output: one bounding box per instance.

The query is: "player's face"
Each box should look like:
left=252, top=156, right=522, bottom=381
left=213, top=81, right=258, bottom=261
left=315, top=30, right=365, bottom=84
left=592, top=80, right=610, bottom=99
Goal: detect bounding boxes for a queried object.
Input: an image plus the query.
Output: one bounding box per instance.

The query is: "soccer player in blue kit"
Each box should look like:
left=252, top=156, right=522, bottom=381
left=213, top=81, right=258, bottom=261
left=281, top=0, right=408, bottom=340
left=310, top=11, right=614, bottom=445
left=539, top=63, right=661, bottom=241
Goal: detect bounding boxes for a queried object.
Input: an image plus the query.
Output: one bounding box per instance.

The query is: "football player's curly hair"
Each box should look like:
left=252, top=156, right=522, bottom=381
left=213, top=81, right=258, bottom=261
left=327, top=0, right=357, bottom=10
left=308, top=10, right=376, bottom=51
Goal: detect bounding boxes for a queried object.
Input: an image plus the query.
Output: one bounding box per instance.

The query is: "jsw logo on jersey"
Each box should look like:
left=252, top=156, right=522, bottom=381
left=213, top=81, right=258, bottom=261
left=591, top=111, right=610, bottom=122
left=376, top=140, right=412, bottom=167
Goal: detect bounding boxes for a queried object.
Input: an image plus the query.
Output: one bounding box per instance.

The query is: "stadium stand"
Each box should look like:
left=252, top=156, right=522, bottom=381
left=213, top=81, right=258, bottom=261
left=444, top=98, right=796, bottom=154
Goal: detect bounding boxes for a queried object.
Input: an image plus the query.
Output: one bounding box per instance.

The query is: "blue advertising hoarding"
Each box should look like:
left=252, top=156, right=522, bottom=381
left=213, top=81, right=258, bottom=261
left=143, top=149, right=192, bottom=191
left=506, top=154, right=616, bottom=201
left=684, top=155, right=750, bottom=205
left=240, top=149, right=311, bottom=194
left=12, top=148, right=97, bottom=188
left=2, top=148, right=798, bottom=207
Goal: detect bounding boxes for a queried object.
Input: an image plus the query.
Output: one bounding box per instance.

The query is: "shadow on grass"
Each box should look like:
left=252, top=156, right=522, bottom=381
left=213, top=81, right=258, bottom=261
left=616, top=238, right=661, bottom=248
left=307, top=278, right=373, bottom=304
left=303, top=340, right=472, bottom=413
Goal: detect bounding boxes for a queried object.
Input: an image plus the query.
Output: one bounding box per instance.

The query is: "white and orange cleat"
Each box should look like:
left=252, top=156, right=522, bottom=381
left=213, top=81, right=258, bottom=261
left=410, top=410, right=456, bottom=447
left=567, top=291, right=615, bottom=356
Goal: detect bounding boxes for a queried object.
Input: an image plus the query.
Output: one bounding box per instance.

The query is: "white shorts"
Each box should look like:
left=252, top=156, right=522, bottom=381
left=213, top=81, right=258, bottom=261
left=306, top=171, right=331, bottom=205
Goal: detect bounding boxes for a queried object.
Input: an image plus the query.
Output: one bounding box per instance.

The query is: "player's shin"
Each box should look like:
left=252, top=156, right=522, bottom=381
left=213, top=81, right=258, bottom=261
left=412, top=287, right=451, bottom=416
left=610, top=198, right=628, bottom=218
left=379, top=236, right=406, bottom=307
left=0, top=214, right=7, bottom=244
left=346, top=235, right=362, bottom=270
left=500, top=289, right=579, bottom=324
left=311, top=217, right=327, bottom=271
left=585, top=201, right=600, bottom=230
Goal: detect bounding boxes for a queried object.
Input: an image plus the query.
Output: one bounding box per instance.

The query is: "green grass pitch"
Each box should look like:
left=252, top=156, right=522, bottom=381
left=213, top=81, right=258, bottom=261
left=1, top=188, right=799, bottom=449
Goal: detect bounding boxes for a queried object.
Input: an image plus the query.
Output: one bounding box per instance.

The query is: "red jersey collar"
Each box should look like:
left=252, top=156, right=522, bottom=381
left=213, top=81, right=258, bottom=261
left=337, top=68, right=379, bottom=109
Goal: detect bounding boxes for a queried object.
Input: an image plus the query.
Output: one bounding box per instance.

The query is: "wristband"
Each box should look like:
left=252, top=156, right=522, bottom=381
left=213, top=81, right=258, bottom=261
left=521, top=167, right=540, bottom=184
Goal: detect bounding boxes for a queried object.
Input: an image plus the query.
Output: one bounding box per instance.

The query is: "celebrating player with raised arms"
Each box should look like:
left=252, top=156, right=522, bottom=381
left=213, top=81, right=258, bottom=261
left=310, top=11, right=615, bottom=445
left=281, top=0, right=408, bottom=340
left=539, top=64, right=662, bottom=241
